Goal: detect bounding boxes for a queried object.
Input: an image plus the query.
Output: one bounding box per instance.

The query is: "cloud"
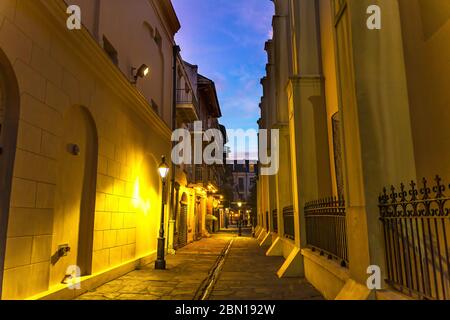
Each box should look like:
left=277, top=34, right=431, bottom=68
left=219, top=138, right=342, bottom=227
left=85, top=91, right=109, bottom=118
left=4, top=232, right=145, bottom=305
left=229, top=0, right=274, bottom=36
left=172, top=0, right=274, bottom=157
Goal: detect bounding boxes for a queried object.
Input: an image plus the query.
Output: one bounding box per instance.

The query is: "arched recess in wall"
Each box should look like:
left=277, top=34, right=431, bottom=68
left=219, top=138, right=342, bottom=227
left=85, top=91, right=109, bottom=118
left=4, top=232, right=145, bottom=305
left=143, top=21, right=165, bottom=117
left=0, top=49, right=20, bottom=298
left=51, top=105, right=98, bottom=285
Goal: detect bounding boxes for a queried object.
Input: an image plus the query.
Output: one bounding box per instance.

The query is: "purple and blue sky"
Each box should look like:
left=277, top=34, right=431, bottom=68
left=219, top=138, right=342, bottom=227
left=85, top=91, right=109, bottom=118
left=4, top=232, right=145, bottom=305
left=172, top=0, right=274, bottom=160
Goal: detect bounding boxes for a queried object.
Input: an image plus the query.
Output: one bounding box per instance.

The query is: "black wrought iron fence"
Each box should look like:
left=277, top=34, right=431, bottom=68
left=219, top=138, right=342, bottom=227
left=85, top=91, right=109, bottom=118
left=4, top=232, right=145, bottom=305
left=283, top=206, right=295, bottom=240
left=304, top=197, right=348, bottom=267
left=273, top=209, right=278, bottom=233
left=379, top=176, right=450, bottom=300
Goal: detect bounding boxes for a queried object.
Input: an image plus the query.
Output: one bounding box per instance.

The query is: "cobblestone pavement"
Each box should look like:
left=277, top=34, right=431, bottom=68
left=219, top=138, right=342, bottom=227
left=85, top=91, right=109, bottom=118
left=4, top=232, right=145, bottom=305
left=77, top=235, right=232, bottom=300
left=77, top=232, right=323, bottom=300
left=209, top=236, right=323, bottom=300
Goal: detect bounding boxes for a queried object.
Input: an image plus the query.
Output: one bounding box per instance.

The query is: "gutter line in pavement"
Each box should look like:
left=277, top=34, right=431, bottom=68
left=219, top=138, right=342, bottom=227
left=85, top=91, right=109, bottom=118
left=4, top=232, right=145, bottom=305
left=193, top=238, right=234, bottom=300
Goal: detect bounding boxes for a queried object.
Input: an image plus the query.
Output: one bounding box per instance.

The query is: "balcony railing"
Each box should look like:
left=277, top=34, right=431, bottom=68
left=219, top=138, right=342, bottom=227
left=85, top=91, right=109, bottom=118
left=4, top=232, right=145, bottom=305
left=176, top=88, right=197, bottom=106
left=304, top=197, right=348, bottom=267
left=283, top=206, right=295, bottom=240
left=379, top=176, right=450, bottom=300
left=176, top=88, right=198, bottom=122
left=273, top=209, right=278, bottom=233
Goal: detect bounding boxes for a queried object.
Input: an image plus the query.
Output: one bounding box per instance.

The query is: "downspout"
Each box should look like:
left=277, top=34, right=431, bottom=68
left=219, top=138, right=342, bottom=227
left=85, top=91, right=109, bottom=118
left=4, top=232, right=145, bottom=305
left=167, top=45, right=181, bottom=252
left=94, top=0, right=101, bottom=42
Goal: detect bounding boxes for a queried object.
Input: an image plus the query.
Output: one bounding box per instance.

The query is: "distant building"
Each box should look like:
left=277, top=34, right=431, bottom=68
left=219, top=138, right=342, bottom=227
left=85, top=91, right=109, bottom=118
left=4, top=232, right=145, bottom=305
left=228, top=160, right=257, bottom=203
left=181, top=62, right=227, bottom=238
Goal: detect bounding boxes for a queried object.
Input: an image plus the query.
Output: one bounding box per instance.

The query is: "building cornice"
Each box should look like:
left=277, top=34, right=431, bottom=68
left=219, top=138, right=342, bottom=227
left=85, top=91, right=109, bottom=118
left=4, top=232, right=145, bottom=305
left=150, top=0, right=181, bottom=38
left=37, top=0, right=172, bottom=140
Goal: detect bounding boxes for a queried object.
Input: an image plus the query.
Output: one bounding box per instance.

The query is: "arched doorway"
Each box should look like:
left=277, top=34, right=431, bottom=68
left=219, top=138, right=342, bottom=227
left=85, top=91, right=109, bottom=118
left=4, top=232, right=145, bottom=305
left=195, top=196, right=202, bottom=240
left=50, top=106, right=98, bottom=286
left=0, top=49, right=20, bottom=298
left=178, top=193, right=188, bottom=248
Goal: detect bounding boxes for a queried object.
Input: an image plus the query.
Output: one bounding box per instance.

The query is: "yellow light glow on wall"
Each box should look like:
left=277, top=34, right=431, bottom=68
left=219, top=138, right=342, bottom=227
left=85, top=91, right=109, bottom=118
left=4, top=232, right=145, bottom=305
left=132, top=177, right=151, bottom=215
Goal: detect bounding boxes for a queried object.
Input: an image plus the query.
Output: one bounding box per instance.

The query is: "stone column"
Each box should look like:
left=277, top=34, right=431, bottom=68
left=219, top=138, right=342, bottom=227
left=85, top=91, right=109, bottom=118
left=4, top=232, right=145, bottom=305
left=274, top=125, right=292, bottom=237
left=272, top=0, right=292, bottom=124
left=287, top=76, right=333, bottom=247
left=272, top=0, right=294, bottom=239
left=263, top=174, right=271, bottom=230
left=287, top=0, right=333, bottom=250
left=334, top=0, right=416, bottom=292
left=257, top=179, right=262, bottom=228
left=268, top=164, right=277, bottom=232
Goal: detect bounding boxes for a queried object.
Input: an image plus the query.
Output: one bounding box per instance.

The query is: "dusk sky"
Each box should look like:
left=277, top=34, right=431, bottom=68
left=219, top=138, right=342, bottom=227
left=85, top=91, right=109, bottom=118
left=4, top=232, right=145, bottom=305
left=172, top=0, right=274, bottom=160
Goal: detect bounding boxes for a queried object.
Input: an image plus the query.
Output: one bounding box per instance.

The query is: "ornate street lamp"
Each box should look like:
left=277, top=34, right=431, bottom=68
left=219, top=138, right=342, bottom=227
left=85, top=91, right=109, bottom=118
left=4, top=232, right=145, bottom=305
left=155, top=156, right=169, bottom=270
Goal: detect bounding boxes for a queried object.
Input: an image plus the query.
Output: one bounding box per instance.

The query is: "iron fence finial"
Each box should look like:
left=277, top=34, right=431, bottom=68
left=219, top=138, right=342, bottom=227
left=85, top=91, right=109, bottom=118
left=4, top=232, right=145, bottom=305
left=420, top=178, right=431, bottom=200
left=433, top=175, right=445, bottom=198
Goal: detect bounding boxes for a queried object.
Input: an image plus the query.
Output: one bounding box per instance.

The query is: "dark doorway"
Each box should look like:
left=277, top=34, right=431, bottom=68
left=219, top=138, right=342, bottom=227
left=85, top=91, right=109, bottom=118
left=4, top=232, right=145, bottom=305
left=178, top=193, right=188, bottom=248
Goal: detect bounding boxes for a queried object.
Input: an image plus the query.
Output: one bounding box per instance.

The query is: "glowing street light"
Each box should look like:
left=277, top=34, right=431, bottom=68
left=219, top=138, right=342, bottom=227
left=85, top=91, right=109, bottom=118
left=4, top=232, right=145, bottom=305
left=155, top=156, right=169, bottom=270
left=158, top=156, right=170, bottom=181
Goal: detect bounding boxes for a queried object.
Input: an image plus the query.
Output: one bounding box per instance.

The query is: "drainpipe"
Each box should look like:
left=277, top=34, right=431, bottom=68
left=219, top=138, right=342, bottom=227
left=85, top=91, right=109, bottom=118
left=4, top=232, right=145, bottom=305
left=94, top=0, right=101, bottom=42
left=167, top=45, right=181, bottom=253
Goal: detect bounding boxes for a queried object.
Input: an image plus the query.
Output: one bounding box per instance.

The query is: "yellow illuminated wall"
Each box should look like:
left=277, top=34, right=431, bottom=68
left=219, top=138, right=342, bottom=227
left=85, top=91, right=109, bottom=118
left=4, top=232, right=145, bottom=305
left=398, top=0, right=450, bottom=180
left=0, top=0, right=173, bottom=299
left=319, top=0, right=341, bottom=197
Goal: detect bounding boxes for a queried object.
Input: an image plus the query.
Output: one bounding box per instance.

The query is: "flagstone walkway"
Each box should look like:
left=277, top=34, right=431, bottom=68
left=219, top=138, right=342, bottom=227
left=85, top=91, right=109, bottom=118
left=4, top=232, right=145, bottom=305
left=77, top=231, right=322, bottom=300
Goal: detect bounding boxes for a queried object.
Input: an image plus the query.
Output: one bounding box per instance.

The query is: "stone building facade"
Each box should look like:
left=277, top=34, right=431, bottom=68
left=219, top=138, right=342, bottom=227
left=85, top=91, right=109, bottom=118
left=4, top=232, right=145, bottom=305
left=0, top=0, right=226, bottom=300
left=228, top=160, right=257, bottom=203
left=256, top=0, right=450, bottom=300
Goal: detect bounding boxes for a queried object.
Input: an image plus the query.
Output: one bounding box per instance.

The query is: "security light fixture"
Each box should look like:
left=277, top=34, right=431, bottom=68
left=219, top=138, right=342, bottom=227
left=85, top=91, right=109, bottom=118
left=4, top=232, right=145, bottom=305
left=132, top=64, right=150, bottom=84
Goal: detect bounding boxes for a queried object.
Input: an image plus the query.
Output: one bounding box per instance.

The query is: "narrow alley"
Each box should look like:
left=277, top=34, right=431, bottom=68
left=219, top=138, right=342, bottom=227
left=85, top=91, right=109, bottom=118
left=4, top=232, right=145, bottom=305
left=0, top=0, right=449, bottom=305
left=77, top=230, right=322, bottom=301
